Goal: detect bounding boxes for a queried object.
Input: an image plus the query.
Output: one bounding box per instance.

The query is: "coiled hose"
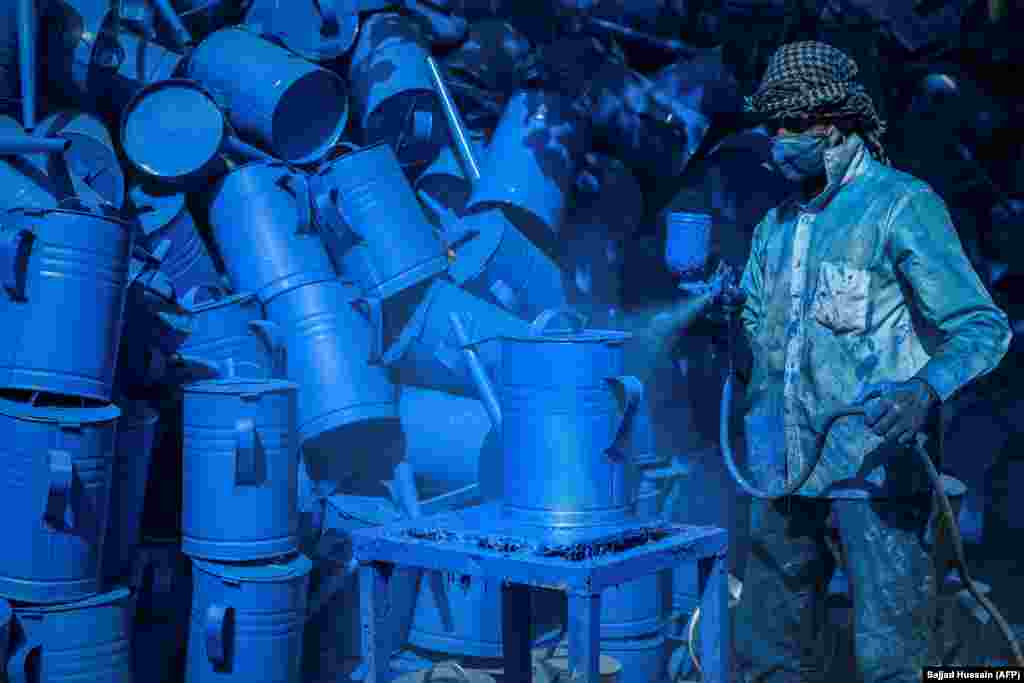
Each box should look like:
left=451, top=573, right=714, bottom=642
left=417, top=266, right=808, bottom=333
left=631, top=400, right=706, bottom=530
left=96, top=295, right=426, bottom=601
left=712, top=367, right=1024, bottom=671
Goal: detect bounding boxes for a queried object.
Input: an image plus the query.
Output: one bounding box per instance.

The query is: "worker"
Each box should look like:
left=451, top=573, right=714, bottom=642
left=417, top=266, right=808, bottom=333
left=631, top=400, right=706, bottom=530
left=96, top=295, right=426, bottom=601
left=724, top=41, right=1012, bottom=682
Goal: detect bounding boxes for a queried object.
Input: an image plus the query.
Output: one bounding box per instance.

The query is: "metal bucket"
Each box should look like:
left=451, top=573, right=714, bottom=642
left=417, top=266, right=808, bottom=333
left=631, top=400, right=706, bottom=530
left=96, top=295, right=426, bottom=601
left=6, top=587, right=134, bottom=683
left=263, top=278, right=400, bottom=480
left=0, top=394, right=119, bottom=603
left=120, top=80, right=228, bottom=188
left=445, top=209, right=566, bottom=320
left=398, top=386, right=501, bottom=501
left=103, top=399, right=159, bottom=583
left=128, top=184, right=223, bottom=295
left=380, top=279, right=530, bottom=398
left=186, top=554, right=313, bottom=683
left=177, top=287, right=281, bottom=380
left=312, top=143, right=448, bottom=300
left=482, top=309, right=641, bottom=528
left=32, top=110, right=125, bottom=207
left=181, top=378, right=299, bottom=561
left=303, top=494, right=418, bottom=679
left=186, top=27, right=348, bottom=164
left=207, top=161, right=335, bottom=305
left=243, top=0, right=359, bottom=62
left=131, top=538, right=192, bottom=682
left=347, top=13, right=446, bottom=168
left=465, top=90, right=587, bottom=245
left=0, top=203, right=133, bottom=401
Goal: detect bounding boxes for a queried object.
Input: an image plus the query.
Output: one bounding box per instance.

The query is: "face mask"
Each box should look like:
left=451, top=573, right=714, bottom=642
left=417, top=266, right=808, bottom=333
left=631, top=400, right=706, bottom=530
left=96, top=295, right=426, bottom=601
left=770, top=131, right=831, bottom=182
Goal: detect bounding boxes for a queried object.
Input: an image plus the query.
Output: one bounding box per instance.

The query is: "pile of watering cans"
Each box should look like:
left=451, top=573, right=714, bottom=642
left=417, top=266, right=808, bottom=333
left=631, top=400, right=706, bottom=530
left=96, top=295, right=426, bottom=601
left=0, top=0, right=727, bottom=680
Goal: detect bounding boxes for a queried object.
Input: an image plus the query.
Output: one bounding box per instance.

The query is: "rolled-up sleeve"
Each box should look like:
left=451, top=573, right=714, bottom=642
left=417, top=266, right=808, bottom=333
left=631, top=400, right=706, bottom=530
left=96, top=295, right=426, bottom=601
left=887, top=186, right=1012, bottom=402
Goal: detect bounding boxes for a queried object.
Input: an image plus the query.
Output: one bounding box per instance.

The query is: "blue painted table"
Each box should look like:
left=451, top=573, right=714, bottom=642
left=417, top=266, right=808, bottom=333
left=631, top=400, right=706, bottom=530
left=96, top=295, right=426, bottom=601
left=350, top=502, right=730, bottom=682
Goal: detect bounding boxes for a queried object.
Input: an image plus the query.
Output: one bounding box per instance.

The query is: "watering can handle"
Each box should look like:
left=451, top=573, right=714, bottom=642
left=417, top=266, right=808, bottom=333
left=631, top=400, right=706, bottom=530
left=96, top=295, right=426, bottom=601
left=1, top=228, right=34, bottom=301
left=234, top=418, right=265, bottom=486
left=205, top=604, right=233, bottom=666
left=248, top=320, right=285, bottom=376
left=181, top=284, right=228, bottom=309
left=604, top=375, right=643, bottom=462
left=425, top=660, right=472, bottom=681
left=44, top=449, right=74, bottom=529
left=8, top=641, right=41, bottom=683
left=530, top=308, right=588, bottom=335
left=276, top=173, right=313, bottom=235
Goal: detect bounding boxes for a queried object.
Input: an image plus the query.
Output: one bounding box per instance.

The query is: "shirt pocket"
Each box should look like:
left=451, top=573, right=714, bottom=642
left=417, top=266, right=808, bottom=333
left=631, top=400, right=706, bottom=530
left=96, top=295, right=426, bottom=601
left=809, top=260, right=870, bottom=334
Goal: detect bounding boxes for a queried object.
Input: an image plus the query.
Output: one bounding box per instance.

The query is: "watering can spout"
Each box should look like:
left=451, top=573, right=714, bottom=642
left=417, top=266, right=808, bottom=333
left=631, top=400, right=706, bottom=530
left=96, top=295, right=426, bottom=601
left=426, top=55, right=481, bottom=185
left=16, top=0, right=37, bottom=130
left=0, top=134, right=70, bottom=156
left=448, top=312, right=502, bottom=429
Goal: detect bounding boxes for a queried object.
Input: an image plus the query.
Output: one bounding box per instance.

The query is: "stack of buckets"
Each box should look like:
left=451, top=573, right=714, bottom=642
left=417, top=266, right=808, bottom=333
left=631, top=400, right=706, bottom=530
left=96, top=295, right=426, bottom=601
left=0, top=195, right=138, bottom=682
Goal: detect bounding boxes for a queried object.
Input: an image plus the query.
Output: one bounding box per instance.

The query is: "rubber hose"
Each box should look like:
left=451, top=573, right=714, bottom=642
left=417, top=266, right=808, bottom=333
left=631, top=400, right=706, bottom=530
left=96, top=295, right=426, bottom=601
left=716, top=370, right=1024, bottom=668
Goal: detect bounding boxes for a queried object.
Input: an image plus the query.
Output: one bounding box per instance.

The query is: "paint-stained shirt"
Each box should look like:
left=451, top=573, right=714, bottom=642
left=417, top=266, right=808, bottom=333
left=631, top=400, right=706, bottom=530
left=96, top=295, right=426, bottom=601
left=738, top=133, right=1012, bottom=498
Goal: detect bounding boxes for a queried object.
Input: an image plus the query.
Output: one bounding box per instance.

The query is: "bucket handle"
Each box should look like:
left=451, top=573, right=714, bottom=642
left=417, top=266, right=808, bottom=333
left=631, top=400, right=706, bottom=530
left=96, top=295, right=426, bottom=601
left=352, top=297, right=384, bottom=364
left=44, top=449, right=75, bottom=530
left=205, top=604, right=233, bottom=666
left=276, top=173, right=314, bottom=235
left=8, top=640, right=41, bottom=683
left=248, top=320, right=286, bottom=376
left=181, top=284, right=228, bottom=310
left=530, top=308, right=588, bottom=336
left=603, top=376, right=642, bottom=463
left=425, top=661, right=472, bottom=681
left=1, top=228, right=34, bottom=301
left=234, top=418, right=265, bottom=487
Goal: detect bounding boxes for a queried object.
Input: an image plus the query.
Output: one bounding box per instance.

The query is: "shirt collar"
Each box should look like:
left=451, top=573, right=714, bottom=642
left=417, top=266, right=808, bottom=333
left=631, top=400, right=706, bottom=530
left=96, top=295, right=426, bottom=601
left=794, top=132, right=870, bottom=212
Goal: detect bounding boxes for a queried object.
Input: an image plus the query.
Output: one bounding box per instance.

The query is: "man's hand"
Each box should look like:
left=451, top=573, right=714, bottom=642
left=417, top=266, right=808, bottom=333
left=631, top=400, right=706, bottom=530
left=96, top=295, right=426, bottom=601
left=860, top=379, right=939, bottom=445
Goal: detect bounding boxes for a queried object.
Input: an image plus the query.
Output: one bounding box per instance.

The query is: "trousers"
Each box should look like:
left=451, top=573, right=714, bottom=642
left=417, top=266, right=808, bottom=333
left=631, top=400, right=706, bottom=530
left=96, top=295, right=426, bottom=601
left=734, top=494, right=937, bottom=682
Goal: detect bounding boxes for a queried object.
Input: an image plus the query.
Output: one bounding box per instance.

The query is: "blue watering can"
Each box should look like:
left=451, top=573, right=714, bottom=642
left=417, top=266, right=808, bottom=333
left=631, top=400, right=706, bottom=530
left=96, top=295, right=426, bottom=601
left=465, top=90, right=588, bottom=247
left=311, top=142, right=448, bottom=301
left=263, top=278, right=401, bottom=484
left=206, top=161, right=335, bottom=305
left=181, top=376, right=300, bottom=562
left=186, top=27, right=348, bottom=164
left=186, top=554, right=313, bottom=683
left=347, top=13, right=447, bottom=168
left=0, top=393, right=120, bottom=603
left=6, top=587, right=135, bottom=683
left=243, top=0, right=360, bottom=62
left=0, top=201, right=134, bottom=401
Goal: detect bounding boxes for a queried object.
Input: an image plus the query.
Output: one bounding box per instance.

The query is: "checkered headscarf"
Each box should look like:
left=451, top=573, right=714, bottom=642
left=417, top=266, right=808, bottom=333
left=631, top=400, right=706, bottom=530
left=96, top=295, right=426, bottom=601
left=745, top=41, right=888, bottom=164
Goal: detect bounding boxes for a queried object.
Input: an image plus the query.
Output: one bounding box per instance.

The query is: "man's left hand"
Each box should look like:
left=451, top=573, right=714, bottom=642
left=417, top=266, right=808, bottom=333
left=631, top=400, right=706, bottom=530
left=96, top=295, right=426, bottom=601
left=861, top=379, right=940, bottom=445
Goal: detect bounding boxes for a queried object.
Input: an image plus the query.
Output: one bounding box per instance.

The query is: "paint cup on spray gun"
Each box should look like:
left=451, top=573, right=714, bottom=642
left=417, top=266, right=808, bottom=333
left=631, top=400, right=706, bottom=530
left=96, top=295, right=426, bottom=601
left=664, top=211, right=712, bottom=280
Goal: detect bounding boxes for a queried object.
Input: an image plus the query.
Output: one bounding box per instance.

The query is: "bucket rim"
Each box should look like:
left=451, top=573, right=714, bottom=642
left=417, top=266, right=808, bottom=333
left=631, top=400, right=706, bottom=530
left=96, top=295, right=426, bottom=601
left=119, top=79, right=227, bottom=183
left=187, top=290, right=260, bottom=313
left=11, top=587, right=132, bottom=614
left=192, top=553, right=314, bottom=582
left=183, top=378, right=298, bottom=395
left=269, top=67, right=349, bottom=165
left=0, top=396, right=121, bottom=424
left=244, top=0, right=360, bottom=62
left=3, top=203, right=132, bottom=226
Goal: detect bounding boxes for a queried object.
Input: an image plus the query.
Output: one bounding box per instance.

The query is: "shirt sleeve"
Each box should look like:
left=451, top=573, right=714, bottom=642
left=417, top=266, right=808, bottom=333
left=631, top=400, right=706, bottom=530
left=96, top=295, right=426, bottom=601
left=738, top=211, right=771, bottom=343
left=887, top=186, right=1012, bottom=402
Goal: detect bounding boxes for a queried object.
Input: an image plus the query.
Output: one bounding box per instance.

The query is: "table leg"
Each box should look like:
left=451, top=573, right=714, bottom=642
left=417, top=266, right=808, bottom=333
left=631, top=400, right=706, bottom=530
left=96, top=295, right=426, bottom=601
left=502, top=582, right=532, bottom=682
left=359, top=561, right=394, bottom=683
left=568, top=591, right=601, bottom=683
left=699, top=551, right=731, bottom=682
